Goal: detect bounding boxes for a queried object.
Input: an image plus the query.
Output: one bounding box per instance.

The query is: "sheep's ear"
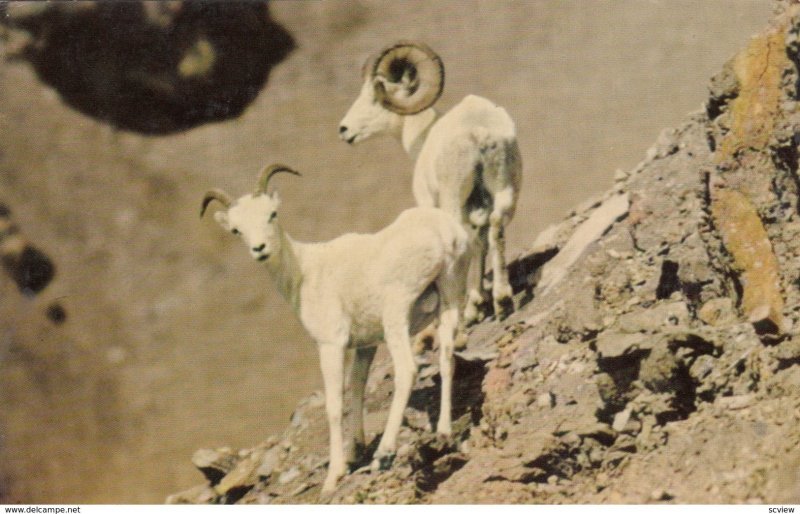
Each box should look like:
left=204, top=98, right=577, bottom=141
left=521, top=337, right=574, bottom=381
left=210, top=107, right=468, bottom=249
left=399, top=67, right=419, bottom=91
left=213, top=210, right=230, bottom=230
left=271, top=190, right=281, bottom=206
left=372, top=74, right=386, bottom=88
left=375, top=74, right=411, bottom=100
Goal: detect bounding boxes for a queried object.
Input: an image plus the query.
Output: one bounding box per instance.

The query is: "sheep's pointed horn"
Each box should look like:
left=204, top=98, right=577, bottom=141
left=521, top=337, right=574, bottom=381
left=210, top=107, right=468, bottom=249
left=256, top=164, right=302, bottom=195
left=200, top=188, right=233, bottom=217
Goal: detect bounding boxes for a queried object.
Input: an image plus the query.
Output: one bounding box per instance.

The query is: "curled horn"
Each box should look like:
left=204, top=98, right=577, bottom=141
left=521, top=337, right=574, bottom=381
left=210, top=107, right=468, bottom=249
left=200, top=189, right=233, bottom=217
left=256, top=164, right=302, bottom=195
left=370, top=40, right=444, bottom=115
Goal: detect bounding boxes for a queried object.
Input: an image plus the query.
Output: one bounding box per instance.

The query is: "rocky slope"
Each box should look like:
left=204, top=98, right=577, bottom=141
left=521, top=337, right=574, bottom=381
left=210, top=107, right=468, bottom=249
left=169, top=3, right=800, bottom=504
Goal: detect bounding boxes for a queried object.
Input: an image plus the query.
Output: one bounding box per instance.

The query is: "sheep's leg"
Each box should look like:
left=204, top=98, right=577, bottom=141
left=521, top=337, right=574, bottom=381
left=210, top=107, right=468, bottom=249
left=489, top=188, right=514, bottom=319
left=347, top=345, right=376, bottom=468
left=463, top=226, right=488, bottom=326
left=319, top=343, right=347, bottom=493
left=436, top=266, right=466, bottom=435
left=436, top=305, right=458, bottom=435
left=436, top=254, right=470, bottom=436
left=373, top=307, right=416, bottom=470
left=478, top=226, right=490, bottom=292
left=412, top=321, right=437, bottom=356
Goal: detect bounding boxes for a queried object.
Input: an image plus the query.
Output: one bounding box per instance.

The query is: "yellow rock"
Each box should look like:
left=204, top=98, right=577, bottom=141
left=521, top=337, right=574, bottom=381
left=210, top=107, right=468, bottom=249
left=716, top=25, right=788, bottom=161
left=710, top=189, right=784, bottom=334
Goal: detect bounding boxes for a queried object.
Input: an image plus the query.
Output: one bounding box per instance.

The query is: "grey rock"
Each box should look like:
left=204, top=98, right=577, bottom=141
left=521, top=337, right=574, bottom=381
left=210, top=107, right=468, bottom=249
left=699, top=298, right=738, bottom=327
left=537, top=391, right=555, bottom=408
left=192, top=447, right=238, bottom=485
left=616, top=301, right=690, bottom=334
left=596, top=332, right=652, bottom=359
left=612, top=407, right=633, bottom=432
left=716, top=394, right=757, bottom=410
left=215, top=449, right=264, bottom=495
left=278, top=466, right=301, bottom=485
left=165, top=484, right=217, bottom=505
left=537, top=193, right=630, bottom=295
left=257, top=446, right=282, bottom=478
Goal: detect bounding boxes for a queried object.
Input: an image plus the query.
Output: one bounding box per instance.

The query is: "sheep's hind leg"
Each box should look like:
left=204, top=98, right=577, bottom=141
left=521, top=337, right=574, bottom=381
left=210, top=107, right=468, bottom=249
left=436, top=262, right=466, bottom=435
left=319, top=343, right=347, bottom=493
left=372, top=306, right=417, bottom=471
left=347, top=345, right=376, bottom=469
left=489, top=188, right=514, bottom=320
left=463, top=225, right=489, bottom=327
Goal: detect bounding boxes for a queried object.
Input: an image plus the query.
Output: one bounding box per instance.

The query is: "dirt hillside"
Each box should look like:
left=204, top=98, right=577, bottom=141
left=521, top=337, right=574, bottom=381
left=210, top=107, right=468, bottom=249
left=0, top=0, right=773, bottom=504
left=170, top=1, right=800, bottom=504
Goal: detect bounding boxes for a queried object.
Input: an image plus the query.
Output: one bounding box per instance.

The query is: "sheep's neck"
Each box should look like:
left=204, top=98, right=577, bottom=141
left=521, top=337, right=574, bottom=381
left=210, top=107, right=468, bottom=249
left=401, top=108, right=438, bottom=160
left=265, top=227, right=304, bottom=313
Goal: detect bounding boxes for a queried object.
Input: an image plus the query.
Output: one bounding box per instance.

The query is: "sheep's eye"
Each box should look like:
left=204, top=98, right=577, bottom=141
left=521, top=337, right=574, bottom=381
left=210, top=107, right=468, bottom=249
left=231, top=228, right=240, bottom=235
left=269, top=211, right=277, bottom=221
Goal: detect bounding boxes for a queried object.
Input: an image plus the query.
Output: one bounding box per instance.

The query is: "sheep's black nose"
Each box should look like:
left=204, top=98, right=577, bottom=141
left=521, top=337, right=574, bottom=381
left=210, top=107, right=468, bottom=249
left=252, top=243, right=266, bottom=252
left=339, top=125, right=347, bottom=134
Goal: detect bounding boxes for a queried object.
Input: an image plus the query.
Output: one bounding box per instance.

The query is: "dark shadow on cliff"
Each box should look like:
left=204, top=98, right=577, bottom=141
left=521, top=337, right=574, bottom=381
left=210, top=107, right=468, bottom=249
left=4, top=1, right=294, bottom=134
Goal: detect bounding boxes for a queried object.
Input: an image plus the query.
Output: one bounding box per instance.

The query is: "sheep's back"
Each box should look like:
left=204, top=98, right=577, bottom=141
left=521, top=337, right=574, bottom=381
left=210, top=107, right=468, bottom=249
left=415, top=95, right=518, bottom=213
left=298, top=208, right=466, bottom=344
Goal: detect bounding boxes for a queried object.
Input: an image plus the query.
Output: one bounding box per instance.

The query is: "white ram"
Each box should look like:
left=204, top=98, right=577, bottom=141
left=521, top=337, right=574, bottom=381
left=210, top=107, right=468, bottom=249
left=201, top=165, right=470, bottom=493
left=339, top=41, right=522, bottom=324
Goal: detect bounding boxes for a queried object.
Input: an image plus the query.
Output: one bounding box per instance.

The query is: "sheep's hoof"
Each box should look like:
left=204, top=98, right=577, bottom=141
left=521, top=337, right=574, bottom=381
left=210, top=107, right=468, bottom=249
left=463, top=307, right=478, bottom=327
left=351, top=463, right=373, bottom=475
left=436, top=422, right=452, bottom=437
left=454, top=331, right=468, bottom=351
left=464, top=314, right=481, bottom=328
left=412, top=324, right=436, bottom=354
left=493, top=295, right=514, bottom=321
left=370, top=453, right=395, bottom=472
left=347, top=443, right=370, bottom=472
left=465, top=289, right=483, bottom=309
left=463, top=302, right=485, bottom=327
left=321, top=475, right=340, bottom=494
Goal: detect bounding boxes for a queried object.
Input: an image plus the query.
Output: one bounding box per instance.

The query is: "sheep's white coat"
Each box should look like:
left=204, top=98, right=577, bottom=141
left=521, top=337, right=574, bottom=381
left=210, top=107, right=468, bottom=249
left=340, top=86, right=522, bottom=323
left=211, top=192, right=469, bottom=493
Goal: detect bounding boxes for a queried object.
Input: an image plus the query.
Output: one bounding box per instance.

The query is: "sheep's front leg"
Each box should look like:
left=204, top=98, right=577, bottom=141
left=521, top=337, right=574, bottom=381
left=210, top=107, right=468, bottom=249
left=489, top=188, right=514, bottom=319
left=373, top=307, right=416, bottom=470
left=319, top=343, right=347, bottom=493
left=347, top=345, right=376, bottom=468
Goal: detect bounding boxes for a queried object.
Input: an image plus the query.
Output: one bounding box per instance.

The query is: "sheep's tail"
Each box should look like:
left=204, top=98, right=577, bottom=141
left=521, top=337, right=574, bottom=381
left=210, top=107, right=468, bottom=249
left=465, top=127, right=504, bottom=227
left=465, top=127, right=515, bottom=228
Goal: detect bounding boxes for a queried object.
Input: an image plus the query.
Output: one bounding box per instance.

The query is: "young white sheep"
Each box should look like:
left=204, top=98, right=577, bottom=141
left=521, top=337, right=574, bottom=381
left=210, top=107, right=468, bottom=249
left=201, top=164, right=470, bottom=493
left=339, top=41, right=523, bottom=324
